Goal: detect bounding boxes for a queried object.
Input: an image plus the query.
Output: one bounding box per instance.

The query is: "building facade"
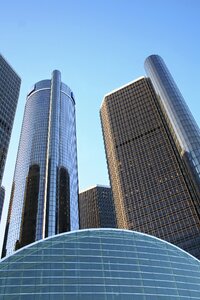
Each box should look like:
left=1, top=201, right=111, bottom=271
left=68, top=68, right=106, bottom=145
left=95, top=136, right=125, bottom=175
left=0, top=229, right=200, bottom=299
left=79, top=185, right=116, bottom=229
left=4, top=70, right=79, bottom=256
left=0, top=54, right=21, bottom=188
left=0, top=186, right=5, bottom=222
left=100, top=69, right=200, bottom=258
left=145, top=55, right=200, bottom=200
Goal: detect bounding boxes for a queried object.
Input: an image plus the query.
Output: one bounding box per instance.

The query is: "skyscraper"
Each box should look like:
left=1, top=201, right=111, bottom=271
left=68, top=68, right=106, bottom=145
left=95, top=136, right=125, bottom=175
left=79, top=185, right=116, bottom=229
left=145, top=55, right=200, bottom=198
left=100, top=59, right=200, bottom=259
left=0, top=54, right=21, bottom=188
left=4, top=70, right=79, bottom=256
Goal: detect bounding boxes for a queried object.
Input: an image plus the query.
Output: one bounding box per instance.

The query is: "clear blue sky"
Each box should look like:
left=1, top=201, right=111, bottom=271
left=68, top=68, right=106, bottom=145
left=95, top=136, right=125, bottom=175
left=0, top=0, right=200, bottom=247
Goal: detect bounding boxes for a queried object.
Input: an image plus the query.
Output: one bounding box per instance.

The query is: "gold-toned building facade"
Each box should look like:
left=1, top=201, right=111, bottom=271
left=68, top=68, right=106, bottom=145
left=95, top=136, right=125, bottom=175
left=100, top=76, right=200, bottom=259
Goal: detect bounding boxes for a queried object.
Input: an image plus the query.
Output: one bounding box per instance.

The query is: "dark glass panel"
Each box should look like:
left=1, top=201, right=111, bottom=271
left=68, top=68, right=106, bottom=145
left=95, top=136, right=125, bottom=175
left=18, top=164, right=40, bottom=248
left=57, top=166, right=70, bottom=233
left=45, top=159, right=51, bottom=237
left=2, top=182, right=15, bottom=257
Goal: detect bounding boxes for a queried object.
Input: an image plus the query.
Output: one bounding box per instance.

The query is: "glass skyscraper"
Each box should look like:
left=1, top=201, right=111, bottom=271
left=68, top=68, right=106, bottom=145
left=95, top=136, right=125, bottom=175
left=79, top=185, right=116, bottom=229
left=145, top=55, right=200, bottom=200
left=0, top=54, right=21, bottom=189
left=4, top=70, right=79, bottom=256
left=100, top=56, right=200, bottom=259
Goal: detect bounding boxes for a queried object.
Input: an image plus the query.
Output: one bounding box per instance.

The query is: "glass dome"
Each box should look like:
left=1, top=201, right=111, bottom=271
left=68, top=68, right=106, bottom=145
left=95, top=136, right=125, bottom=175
left=0, top=229, right=200, bottom=299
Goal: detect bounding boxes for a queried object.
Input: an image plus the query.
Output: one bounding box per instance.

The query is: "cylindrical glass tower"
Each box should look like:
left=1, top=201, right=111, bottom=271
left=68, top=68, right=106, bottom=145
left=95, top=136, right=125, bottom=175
left=5, top=70, right=79, bottom=256
left=145, top=55, right=200, bottom=192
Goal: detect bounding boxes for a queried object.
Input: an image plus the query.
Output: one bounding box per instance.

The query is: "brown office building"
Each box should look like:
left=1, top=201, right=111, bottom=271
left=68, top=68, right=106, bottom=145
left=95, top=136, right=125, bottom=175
left=79, top=185, right=116, bottom=229
left=100, top=75, right=200, bottom=259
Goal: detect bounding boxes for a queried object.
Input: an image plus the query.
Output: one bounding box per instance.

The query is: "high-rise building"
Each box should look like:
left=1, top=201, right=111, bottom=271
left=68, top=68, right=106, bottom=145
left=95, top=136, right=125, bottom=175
left=0, top=54, right=21, bottom=188
left=79, top=185, right=116, bottom=229
left=145, top=55, right=200, bottom=198
left=0, top=186, right=5, bottom=222
left=100, top=58, right=200, bottom=259
left=4, top=70, right=79, bottom=256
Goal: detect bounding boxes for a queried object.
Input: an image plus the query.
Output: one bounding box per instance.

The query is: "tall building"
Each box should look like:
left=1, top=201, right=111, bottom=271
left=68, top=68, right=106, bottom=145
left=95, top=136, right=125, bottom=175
left=0, top=54, right=21, bottom=188
left=145, top=55, right=200, bottom=198
left=100, top=58, right=200, bottom=259
left=79, top=185, right=116, bottom=229
left=1, top=229, right=200, bottom=299
left=4, top=70, right=79, bottom=256
left=0, top=186, right=5, bottom=222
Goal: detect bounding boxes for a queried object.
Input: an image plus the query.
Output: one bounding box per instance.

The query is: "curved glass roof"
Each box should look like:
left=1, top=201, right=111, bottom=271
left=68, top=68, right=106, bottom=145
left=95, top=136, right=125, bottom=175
left=0, top=229, right=200, bottom=299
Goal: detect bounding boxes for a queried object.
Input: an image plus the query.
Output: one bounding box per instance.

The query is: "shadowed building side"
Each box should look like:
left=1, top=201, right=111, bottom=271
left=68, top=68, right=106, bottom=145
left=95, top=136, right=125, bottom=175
left=0, top=186, right=5, bottom=222
left=0, top=54, right=21, bottom=196
left=79, top=185, right=116, bottom=229
left=16, top=164, right=40, bottom=249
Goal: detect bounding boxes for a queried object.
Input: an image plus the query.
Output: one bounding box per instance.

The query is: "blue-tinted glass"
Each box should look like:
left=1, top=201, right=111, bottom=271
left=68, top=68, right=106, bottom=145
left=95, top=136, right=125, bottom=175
left=0, top=229, right=200, bottom=299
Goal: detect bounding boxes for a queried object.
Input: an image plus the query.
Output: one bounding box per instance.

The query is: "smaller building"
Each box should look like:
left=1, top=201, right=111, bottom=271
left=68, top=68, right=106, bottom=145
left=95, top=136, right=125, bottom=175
left=79, top=185, right=116, bottom=229
left=0, top=186, right=5, bottom=222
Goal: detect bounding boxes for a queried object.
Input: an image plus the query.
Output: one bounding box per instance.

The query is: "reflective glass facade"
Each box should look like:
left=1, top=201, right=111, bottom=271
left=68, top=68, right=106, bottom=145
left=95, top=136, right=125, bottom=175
left=4, top=70, right=79, bottom=256
left=100, top=76, right=200, bottom=259
left=79, top=185, right=116, bottom=229
left=0, top=186, right=5, bottom=222
left=0, top=229, right=200, bottom=299
left=145, top=55, right=200, bottom=197
left=0, top=54, right=21, bottom=187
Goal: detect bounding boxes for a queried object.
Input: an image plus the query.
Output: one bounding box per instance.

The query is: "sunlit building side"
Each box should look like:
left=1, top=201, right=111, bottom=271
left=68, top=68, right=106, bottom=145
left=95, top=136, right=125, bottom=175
left=100, top=63, right=200, bottom=259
